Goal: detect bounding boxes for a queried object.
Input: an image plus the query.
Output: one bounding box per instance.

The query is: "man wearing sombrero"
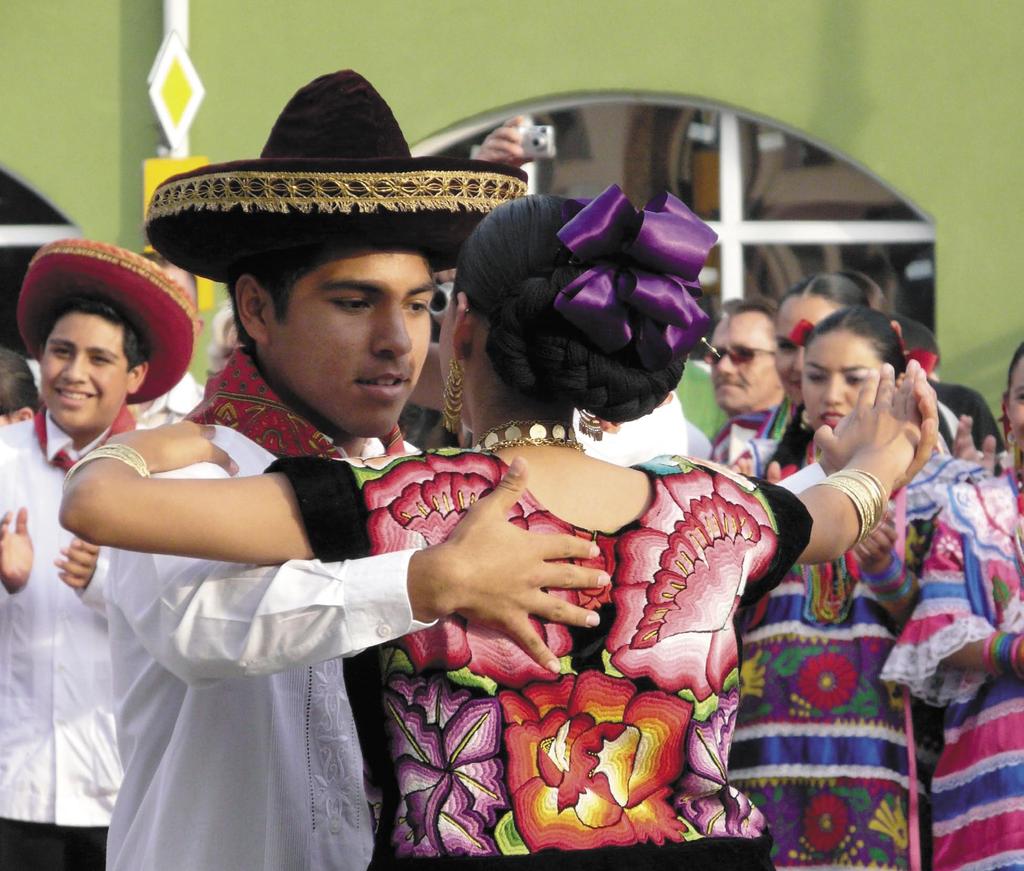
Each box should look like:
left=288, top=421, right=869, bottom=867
left=0, top=241, right=195, bottom=870
left=101, top=71, right=602, bottom=871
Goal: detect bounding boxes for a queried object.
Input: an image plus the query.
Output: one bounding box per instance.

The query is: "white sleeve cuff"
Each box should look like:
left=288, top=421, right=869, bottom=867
left=274, top=549, right=430, bottom=653
left=781, top=462, right=826, bottom=494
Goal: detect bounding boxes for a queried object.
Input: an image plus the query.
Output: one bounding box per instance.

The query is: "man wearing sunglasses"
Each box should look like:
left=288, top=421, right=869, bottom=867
left=708, top=298, right=784, bottom=463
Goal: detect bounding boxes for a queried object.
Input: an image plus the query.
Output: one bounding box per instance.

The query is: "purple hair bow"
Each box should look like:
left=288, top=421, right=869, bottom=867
left=553, top=184, right=717, bottom=370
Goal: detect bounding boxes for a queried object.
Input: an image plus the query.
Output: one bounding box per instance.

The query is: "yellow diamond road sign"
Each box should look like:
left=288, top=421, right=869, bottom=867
left=148, top=31, right=204, bottom=151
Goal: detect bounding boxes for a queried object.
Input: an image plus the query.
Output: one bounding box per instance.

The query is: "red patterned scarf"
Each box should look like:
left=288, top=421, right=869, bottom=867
left=190, top=347, right=405, bottom=460
left=33, top=404, right=136, bottom=472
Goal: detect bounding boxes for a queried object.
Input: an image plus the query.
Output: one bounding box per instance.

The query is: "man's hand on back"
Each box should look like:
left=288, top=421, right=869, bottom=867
left=407, top=457, right=609, bottom=673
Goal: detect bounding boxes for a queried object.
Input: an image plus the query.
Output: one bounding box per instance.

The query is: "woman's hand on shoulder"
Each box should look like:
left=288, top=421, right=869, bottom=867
left=108, top=422, right=238, bottom=476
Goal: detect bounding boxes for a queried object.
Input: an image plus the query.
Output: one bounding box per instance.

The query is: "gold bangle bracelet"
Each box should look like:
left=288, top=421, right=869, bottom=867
left=819, top=478, right=868, bottom=542
left=820, top=469, right=888, bottom=545
left=837, top=469, right=888, bottom=540
left=63, top=444, right=151, bottom=492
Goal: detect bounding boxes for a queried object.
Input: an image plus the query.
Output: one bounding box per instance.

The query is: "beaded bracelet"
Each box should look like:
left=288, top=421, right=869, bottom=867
left=984, top=631, right=1016, bottom=676
left=875, top=574, right=914, bottom=603
left=859, top=552, right=903, bottom=586
left=859, top=552, right=913, bottom=602
left=983, top=633, right=1003, bottom=674
left=1011, top=635, right=1024, bottom=680
left=63, top=443, right=151, bottom=492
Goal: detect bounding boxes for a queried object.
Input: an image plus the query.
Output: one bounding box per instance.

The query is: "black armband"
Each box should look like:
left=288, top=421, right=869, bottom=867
left=265, top=457, right=370, bottom=562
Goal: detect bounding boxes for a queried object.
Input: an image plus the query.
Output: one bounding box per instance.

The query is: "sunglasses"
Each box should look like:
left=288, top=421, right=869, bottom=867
left=703, top=342, right=776, bottom=366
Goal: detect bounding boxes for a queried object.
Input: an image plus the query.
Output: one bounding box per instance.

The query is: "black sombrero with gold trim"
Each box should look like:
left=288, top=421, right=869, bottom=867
left=146, top=70, right=528, bottom=282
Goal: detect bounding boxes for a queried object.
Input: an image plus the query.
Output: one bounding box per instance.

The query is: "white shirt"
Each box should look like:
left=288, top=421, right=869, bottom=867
left=106, top=426, right=424, bottom=871
left=0, top=415, right=119, bottom=827
left=132, top=371, right=205, bottom=429
left=578, top=393, right=712, bottom=466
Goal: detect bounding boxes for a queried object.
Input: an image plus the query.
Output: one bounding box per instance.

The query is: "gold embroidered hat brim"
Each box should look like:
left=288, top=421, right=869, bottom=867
left=145, top=156, right=527, bottom=282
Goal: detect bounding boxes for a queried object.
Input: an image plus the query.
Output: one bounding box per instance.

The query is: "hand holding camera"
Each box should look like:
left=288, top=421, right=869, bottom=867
left=475, top=116, right=556, bottom=166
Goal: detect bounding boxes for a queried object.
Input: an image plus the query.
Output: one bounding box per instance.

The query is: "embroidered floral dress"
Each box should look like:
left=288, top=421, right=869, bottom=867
left=730, top=452, right=976, bottom=871
left=273, top=450, right=811, bottom=870
left=881, top=472, right=1024, bottom=871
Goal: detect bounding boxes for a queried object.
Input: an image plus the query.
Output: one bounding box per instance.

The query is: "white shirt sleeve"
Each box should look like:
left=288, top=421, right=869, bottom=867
left=107, top=426, right=430, bottom=687
left=111, top=546, right=423, bottom=686
left=780, top=462, right=827, bottom=494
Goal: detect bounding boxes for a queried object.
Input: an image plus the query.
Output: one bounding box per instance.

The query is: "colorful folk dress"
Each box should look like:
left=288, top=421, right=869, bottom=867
left=272, top=450, right=812, bottom=870
left=881, top=472, right=1024, bottom=871
left=730, top=452, right=977, bottom=871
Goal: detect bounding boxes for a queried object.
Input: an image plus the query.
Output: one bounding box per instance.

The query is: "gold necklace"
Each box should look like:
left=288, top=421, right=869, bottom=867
left=475, top=419, right=584, bottom=453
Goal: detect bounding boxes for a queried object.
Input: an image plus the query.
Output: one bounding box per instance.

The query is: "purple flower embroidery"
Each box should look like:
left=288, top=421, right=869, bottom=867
left=384, top=673, right=507, bottom=857
left=674, top=689, right=766, bottom=838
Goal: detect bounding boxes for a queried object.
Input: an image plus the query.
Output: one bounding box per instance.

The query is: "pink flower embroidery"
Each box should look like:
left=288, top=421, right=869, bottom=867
left=364, top=454, right=611, bottom=687
left=363, top=452, right=506, bottom=550
left=609, top=468, right=778, bottom=698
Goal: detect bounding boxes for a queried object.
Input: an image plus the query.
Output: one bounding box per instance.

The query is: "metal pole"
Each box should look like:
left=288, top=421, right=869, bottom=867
left=163, top=0, right=189, bottom=157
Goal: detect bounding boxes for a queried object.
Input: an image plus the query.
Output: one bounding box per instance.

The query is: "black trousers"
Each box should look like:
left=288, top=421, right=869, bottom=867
left=0, top=817, right=106, bottom=871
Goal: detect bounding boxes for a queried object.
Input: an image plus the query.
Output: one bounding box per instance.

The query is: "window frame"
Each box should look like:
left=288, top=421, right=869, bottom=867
left=413, top=93, right=935, bottom=301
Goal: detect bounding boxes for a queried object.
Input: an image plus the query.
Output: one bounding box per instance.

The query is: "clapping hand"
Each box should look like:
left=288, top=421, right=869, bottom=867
left=952, top=415, right=998, bottom=474
left=852, top=512, right=898, bottom=576
left=56, top=538, right=100, bottom=590
left=0, top=508, right=32, bottom=594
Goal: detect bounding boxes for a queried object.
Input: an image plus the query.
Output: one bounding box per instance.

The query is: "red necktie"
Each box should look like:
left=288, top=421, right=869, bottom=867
left=33, top=405, right=137, bottom=472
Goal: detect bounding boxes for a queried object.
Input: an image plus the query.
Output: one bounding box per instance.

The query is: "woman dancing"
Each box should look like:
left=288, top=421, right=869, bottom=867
left=62, top=188, right=935, bottom=869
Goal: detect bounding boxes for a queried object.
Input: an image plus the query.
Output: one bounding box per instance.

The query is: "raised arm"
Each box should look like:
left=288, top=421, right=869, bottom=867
left=795, top=360, right=938, bottom=564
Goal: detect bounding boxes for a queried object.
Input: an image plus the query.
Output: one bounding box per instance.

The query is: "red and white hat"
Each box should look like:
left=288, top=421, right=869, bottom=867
left=18, top=238, right=197, bottom=403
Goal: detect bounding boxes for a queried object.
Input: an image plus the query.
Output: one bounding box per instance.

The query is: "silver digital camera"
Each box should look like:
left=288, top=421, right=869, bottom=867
left=520, top=125, right=556, bottom=159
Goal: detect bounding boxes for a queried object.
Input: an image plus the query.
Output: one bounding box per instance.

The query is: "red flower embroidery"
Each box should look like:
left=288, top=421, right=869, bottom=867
left=609, top=468, right=778, bottom=698
left=500, top=672, right=691, bottom=851
left=796, top=652, right=858, bottom=711
left=803, top=792, right=849, bottom=853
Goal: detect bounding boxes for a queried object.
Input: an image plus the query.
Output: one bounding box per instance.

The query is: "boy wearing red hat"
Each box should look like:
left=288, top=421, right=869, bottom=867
left=0, top=240, right=195, bottom=871
left=96, top=71, right=603, bottom=871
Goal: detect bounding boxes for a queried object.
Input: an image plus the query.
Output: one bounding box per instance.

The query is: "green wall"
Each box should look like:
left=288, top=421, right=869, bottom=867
left=2, top=1, right=1020, bottom=402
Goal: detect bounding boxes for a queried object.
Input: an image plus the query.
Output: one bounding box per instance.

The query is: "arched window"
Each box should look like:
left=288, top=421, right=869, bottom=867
left=0, top=166, right=79, bottom=352
left=416, top=97, right=935, bottom=326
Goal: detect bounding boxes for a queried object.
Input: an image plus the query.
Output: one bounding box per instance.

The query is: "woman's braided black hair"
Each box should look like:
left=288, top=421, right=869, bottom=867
left=454, top=195, right=684, bottom=423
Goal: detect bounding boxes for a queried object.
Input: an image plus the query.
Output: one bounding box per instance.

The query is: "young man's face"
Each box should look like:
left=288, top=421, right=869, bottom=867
left=39, top=312, right=147, bottom=449
left=251, top=249, right=434, bottom=453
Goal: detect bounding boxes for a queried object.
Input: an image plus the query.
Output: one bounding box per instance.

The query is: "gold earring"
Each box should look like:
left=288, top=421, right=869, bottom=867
left=578, top=410, right=603, bottom=441
left=442, top=358, right=464, bottom=434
